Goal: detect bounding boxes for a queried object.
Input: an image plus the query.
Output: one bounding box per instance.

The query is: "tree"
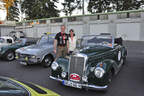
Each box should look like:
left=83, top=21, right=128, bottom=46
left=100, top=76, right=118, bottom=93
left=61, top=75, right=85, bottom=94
left=7, top=0, right=19, bottom=21
left=111, top=0, right=144, bottom=11
left=88, top=0, right=111, bottom=13
left=21, top=0, right=59, bottom=20
left=62, top=0, right=81, bottom=16
left=88, top=0, right=144, bottom=13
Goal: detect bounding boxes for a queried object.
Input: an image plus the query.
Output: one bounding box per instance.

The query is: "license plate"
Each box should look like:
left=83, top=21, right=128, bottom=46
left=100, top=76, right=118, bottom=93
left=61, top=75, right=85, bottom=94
left=20, top=62, right=27, bottom=65
left=62, top=80, right=82, bottom=89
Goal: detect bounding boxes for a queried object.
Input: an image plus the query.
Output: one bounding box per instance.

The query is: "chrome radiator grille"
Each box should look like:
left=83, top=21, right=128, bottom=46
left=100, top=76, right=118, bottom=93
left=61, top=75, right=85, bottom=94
left=69, top=56, right=85, bottom=82
left=18, top=54, right=30, bottom=58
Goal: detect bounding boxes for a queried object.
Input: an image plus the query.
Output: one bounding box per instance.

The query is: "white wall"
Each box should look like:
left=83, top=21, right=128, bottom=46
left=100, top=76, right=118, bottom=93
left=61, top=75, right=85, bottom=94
left=90, top=24, right=109, bottom=35
left=68, top=24, right=83, bottom=39
left=3, top=10, right=144, bottom=41
left=117, top=23, right=140, bottom=40
left=0, top=26, right=14, bottom=36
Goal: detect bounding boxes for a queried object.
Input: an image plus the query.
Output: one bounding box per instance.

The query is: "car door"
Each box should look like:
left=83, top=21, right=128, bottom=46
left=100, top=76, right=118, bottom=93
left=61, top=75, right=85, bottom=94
left=113, top=45, right=123, bottom=67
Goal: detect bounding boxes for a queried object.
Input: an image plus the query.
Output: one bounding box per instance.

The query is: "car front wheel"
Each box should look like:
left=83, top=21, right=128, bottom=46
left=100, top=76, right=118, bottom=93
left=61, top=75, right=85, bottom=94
left=6, top=51, right=15, bottom=61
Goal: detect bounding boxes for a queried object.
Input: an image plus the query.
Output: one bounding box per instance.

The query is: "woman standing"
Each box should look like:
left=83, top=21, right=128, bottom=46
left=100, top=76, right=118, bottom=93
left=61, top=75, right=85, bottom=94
left=68, top=29, right=77, bottom=54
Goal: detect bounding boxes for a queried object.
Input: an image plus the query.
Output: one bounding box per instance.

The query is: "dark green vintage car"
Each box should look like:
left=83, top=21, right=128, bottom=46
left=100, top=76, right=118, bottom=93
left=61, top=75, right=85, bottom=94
left=0, top=38, right=37, bottom=61
left=50, top=34, right=127, bottom=90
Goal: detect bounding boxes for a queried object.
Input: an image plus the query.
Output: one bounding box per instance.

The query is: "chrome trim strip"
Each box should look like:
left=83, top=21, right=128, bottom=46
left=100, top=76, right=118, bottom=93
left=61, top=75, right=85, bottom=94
left=50, top=76, right=63, bottom=82
left=50, top=76, right=108, bottom=89
left=83, top=84, right=108, bottom=89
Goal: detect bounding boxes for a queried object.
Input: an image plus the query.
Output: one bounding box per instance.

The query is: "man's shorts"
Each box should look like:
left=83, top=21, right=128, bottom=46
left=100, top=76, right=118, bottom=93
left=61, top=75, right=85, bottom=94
left=56, top=46, right=68, bottom=59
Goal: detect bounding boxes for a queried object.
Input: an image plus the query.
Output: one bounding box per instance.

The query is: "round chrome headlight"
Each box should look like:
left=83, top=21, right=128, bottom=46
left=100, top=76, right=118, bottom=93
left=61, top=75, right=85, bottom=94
left=51, top=61, right=59, bottom=71
left=61, top=72, right=66, bottom=78
left=31, top=55, right=36, bottom=59
left=94, top=67, right=105, bottom=78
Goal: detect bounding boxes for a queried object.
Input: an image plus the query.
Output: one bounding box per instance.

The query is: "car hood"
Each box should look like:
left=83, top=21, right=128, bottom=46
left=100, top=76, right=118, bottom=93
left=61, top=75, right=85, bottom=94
left=0, top=43, right=10, bottom=48
left=80, top=45, right=112, bottom=56
left=7, top=77, right=60, bottom=96
left=16, top=44, right=49, bottom=55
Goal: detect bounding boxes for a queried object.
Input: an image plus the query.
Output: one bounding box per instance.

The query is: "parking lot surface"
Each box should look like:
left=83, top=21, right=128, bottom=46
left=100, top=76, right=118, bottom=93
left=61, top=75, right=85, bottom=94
left=0, top=41, right=144, bottom=96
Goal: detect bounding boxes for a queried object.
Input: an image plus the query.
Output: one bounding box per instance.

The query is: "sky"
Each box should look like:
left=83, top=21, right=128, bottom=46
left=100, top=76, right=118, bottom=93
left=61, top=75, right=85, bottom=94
left=0, top=1, right=6, bottom=21
left=0, top=0, right=89, bottom=21
left=56, top=0, right=89, bottom=16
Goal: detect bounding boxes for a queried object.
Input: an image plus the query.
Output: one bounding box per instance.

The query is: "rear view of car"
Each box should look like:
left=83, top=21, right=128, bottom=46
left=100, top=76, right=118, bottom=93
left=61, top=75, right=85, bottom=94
left=9, top=31, right=25, bottom=39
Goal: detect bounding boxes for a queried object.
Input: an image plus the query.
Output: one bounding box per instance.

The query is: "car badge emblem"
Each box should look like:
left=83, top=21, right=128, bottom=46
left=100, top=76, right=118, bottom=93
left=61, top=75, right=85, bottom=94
left=70, top=73, right=80, bottom=82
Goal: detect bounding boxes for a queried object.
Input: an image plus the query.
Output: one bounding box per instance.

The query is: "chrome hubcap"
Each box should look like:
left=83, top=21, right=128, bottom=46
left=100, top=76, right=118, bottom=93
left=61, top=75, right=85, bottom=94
left=45, top=58, right=51, bottom=66
left=7, top=53, right=14, bottom=60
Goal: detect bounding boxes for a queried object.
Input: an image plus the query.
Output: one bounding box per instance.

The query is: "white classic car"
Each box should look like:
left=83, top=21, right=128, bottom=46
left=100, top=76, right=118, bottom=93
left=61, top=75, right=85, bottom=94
left=0, top=36, right=15, bottom=47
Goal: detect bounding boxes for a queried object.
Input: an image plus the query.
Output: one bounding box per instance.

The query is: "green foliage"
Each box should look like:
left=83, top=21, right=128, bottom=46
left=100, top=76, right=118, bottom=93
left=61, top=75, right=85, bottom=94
left=7, top=0, right=19, bottom=21
left=21, top=0, right=59, bottom=20
left=88, top=0, right=111, bottom=13
left=88, top=0, right=144, bottom=13
left=62, top=0, right=81, bottom=16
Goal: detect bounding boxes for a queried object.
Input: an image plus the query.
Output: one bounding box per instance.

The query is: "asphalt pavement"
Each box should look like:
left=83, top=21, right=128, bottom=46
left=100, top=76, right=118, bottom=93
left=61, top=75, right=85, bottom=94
left=0, top=41, right=144, bottom=96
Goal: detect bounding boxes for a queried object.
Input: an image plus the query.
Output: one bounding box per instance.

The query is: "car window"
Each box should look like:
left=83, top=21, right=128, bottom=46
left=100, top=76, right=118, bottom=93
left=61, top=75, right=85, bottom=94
left=9, top=31, right=16, bottom=36
left=0, top=79, right=29, bottom=96
left=0, top=38, right=5, bottom=43
left=37, top=35, right=49, bottom=45
left=15, top=39, right=26, bottom=45
left=7, top=39, right=13, bottom=43
left=48, top=34, right=55, bottom=44
left=81, top=35, right=114, bottom=48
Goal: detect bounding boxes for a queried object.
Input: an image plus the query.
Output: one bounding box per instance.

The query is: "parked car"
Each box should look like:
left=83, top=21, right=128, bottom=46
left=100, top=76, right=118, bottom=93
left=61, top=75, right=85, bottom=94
left=15, top=34, right=56, bottom=67
left=0, top=36, right=15, bottom=47
left=0, top=38, right=37, bottom=61
left=9, top=31, right=25, bottom=39
left=0, top=76, right=60, bottom=96
left=50, top=34, right=127, bottom=90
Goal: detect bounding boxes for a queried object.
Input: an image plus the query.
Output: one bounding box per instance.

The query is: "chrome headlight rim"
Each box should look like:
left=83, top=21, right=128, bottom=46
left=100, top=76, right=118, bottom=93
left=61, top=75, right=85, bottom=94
left=51, top=61, right=59, bottom=71
left=61, top=71, right=67, bottom=78
left=94, top=67, right=105, bottom=78
left=31, top=55, right=36, bottom=59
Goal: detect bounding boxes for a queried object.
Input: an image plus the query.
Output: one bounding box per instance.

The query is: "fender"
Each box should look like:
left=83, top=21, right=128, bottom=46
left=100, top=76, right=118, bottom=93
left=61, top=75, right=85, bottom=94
left=41, top=52, right=55, bottom=62
left=102, top=59, right=119, bottom=75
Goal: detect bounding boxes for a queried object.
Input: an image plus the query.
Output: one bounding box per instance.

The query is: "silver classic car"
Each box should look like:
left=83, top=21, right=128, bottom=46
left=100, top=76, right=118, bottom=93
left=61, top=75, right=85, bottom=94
left=15, top=34, right=56, bottom=67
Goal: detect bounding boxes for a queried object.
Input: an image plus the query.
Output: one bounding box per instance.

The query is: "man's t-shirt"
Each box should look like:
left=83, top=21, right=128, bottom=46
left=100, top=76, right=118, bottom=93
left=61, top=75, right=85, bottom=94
left=55, top=32, right=69, bottom=46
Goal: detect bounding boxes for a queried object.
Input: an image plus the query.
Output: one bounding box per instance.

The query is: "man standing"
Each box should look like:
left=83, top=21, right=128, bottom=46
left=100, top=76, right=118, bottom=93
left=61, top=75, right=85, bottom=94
left=54, top=25, right=69, bottom=59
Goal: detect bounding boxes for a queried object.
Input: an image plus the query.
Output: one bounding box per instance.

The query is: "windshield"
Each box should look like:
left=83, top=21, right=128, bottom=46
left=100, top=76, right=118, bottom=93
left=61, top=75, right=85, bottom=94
left=49, top=34, right=55, bottom=44
left=0, top=38, right=5, bottom=43
left=81, top=35, right=114, bottom=48
left=0, top=78, right=29, bottom=96
left=37, top=34, right=55, bottom=45
left=14, top=38, right=26, bottom=45
left=37, top=35, right=49, bottom=45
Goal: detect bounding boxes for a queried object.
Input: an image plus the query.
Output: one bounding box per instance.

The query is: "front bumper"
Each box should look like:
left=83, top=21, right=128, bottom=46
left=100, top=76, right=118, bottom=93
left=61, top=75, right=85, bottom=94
left=50, top=76, right=108, bottom=90
left=16, top=57, right=39, bottom=65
